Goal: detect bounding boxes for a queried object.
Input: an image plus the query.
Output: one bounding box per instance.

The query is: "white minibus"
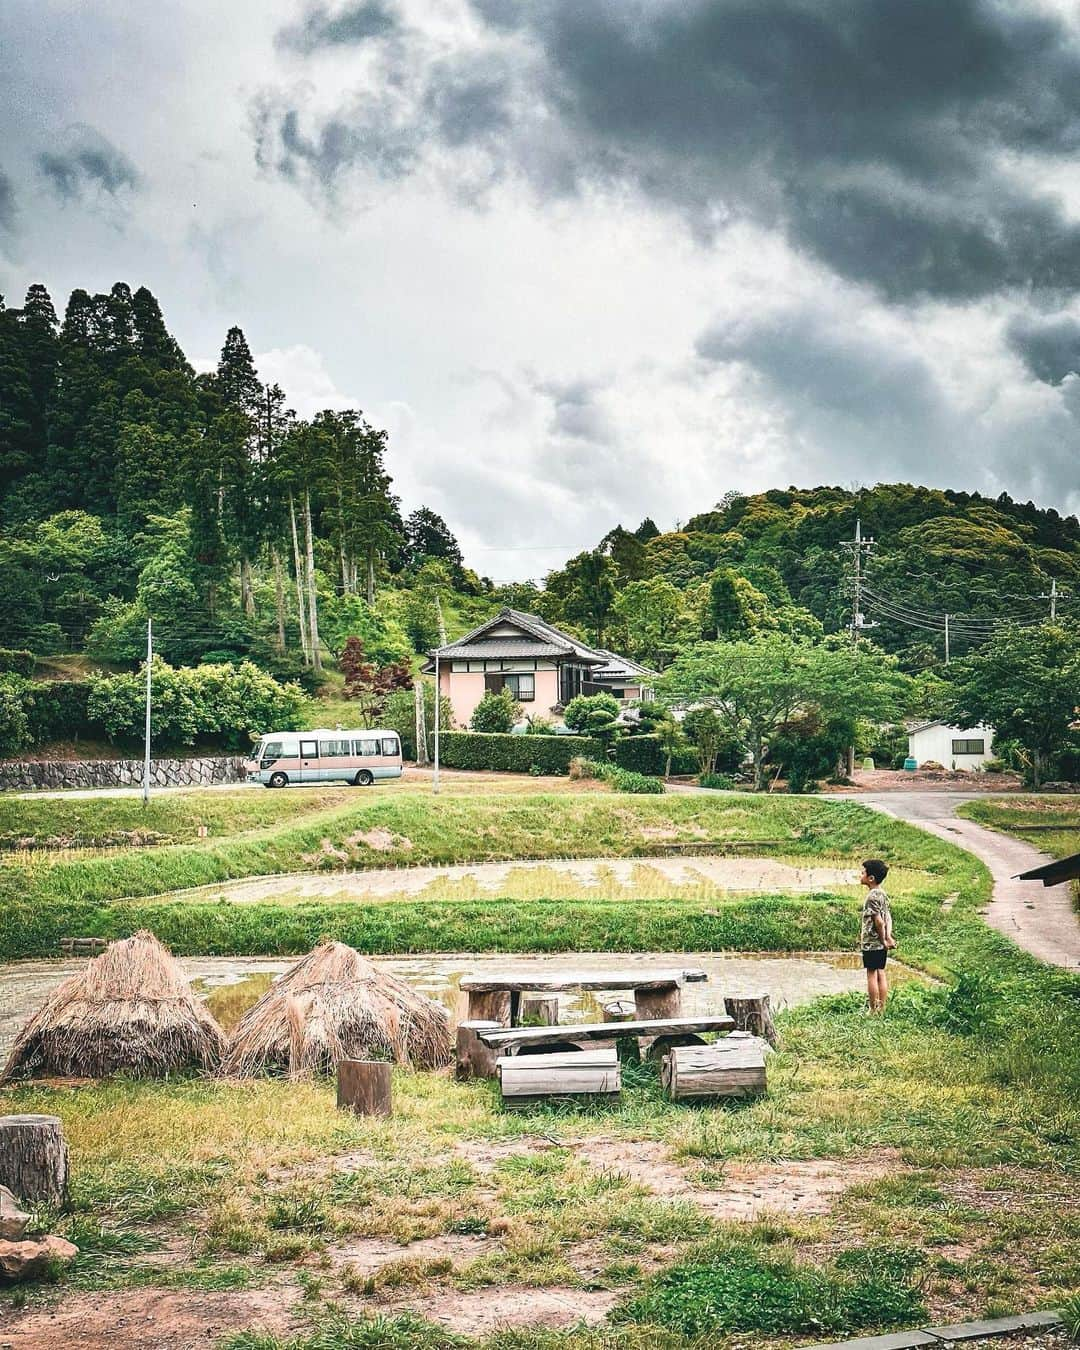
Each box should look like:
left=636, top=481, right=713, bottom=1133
left=244, top=729, right=404, bottom=787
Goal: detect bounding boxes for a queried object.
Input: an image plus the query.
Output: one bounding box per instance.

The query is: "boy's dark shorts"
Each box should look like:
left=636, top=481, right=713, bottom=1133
left=862, top=948, right=888, bottom=971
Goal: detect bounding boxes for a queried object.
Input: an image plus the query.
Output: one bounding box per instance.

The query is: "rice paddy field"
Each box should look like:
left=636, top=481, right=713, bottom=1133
left=0, top=782, right=1078, bottom=1349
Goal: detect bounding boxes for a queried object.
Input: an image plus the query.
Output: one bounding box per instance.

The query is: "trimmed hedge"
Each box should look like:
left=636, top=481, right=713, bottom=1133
left=0, top=648, right=35, bottom=677
left=440, top=731, right=603, bottom=774
left=26, top=679, right=93, bottom=743
left=615, top=735, right=666, bottom=776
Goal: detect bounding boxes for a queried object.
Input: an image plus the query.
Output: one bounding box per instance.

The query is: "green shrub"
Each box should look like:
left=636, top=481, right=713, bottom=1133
left=0, top=648, right=35, bottom=677
left=470, top=688, right=518, bottom=733
left=25, top=679, right=93, bottom=744
left=0, top=675, right=33, bottom=756
left=610, top=767, right=664, bottom=794
left=614, top=735, right=666, bottom=776
left=564, top=692, right=622, bottom=744
left=698, top=772, right=736, bottom=790
left=614, top=1240, right=923, bottom=1337
left=439, top=731, right=603, bottom=774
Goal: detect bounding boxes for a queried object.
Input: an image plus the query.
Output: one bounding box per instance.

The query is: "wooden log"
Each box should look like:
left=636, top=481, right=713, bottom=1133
left=662, top=1043, right=767, bottom=1100
left=456, top=1020, right=502, bottom=1081
left=602, top=999, right=636, bottom=1021
left=520, top=995, right=559, bottom=1026
left=634, top=984, right=682, bottom=1019
left=336, top=1060, right=392, bottom=1117
left=465, top=988, right=512, bottom=1025
left=479, top=1015, right=734, bottom=1051
left=723, top=994, right=779, bottom=1048
left=0, top=1115, right=70, bottom=1208
left=498, top=1049, right=620, bottom=1106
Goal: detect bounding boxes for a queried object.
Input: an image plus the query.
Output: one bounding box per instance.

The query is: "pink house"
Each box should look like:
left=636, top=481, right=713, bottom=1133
left=426, top=608, right=655, bottom=729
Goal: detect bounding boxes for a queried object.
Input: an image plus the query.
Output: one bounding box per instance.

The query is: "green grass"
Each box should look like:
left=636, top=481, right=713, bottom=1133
left=958, top=795, right=1080, bottom=862
left=0, top=792, right=977, bottom=959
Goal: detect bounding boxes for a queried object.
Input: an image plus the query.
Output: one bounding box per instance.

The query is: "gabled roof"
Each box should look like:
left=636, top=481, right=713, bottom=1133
left=430, top=608, right=605, bottom=664
left=589, top=648, right=656, bottom=679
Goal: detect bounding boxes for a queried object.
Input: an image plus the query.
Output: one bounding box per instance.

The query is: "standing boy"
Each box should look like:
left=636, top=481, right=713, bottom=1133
left=860, top=859, right=895, bottom=1012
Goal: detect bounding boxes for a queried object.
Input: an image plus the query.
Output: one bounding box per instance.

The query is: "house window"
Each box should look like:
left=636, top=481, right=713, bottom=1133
left=951, top=739, right=985, bottom=756
left=504, top=673, right=535, bottom=701
left=559, top=664, right=584, bottom=704
left=609, top=688, right=625, bottom=700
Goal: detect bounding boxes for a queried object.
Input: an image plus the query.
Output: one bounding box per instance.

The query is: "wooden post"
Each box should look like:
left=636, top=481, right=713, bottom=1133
left=520, top=995, right=559, bottom=1026
left=465, top=989, right=512, bottom=1026
left=456, top=1020, right=502, bottom=1081
left=634, top=984, right=681, bottom=1020
left=336, top=1060, right=392, bottom=1117
left=723, top=994, right=779, bottom=1048
left=0, top=1115, right=69, bottom=1209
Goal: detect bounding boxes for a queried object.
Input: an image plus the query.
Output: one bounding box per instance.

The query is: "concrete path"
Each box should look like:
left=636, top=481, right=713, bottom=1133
left=856, top=792, right=1080, bottom=971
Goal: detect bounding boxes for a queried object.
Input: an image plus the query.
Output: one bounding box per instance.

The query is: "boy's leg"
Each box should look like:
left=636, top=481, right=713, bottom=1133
left=877, top=968, right=889, bottom=1011
left=865, top=965, right=876, bottom=1010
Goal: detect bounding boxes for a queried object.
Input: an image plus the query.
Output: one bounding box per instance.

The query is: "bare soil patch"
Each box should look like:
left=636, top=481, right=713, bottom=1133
left=0, top=1284, right=304, bottom=1349
left=386, top=1284, right=620, bottom=1333
left=348, top=827, right=413, bottom=853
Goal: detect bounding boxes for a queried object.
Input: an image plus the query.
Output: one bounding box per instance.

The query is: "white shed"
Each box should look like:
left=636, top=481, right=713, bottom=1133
left=908, top=721, right=995, bottom=771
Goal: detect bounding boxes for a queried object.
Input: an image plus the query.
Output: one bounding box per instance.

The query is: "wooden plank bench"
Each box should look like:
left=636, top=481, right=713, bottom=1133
left=478, top=1014, right=735, bottom=1057
left=460, top=967, right=708, bottom=1025
left=497, top=1048, right=620, bottom=1107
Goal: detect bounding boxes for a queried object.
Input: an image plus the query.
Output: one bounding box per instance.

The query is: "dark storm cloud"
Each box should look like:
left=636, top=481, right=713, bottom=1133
left=256, top=0, right=1080, bottom=302
left=0, top=170, right=15, bottom=233
left=276, top=1, right=398, bottom=55
left=37, top=126, right=140, bottom=200
left=1007, top=314, right=1080, bottom=385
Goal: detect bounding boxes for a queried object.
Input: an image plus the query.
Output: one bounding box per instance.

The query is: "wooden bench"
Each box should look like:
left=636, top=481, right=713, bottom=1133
left=478, top=1014, right=735, bottom=1059
left=662, top=1040, right=767, bottom=1100
left=497, top=1048, right=620, bottom=1107
left=459, top=967, right=708, bottom=1025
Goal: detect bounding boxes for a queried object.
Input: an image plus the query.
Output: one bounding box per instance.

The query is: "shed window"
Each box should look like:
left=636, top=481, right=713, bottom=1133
left=951, top=739, right=985, bottom=755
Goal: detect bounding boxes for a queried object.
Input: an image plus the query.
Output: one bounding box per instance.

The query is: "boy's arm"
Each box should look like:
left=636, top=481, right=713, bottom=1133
left=874, top=911, right=896, bottom=948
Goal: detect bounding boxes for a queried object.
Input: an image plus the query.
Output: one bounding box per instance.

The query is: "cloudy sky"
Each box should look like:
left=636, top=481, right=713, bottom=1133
left=2, top=0, right=1079, bottom=579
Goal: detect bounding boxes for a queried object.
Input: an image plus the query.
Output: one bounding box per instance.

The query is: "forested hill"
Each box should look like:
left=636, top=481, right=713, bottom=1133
left=1, top=279, right=1077, bottom=680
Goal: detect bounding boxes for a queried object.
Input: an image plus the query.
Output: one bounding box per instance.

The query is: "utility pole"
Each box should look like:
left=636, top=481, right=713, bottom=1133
left=944, top=612, right=950, bottom=664
left=142, top=617, right=152, bottom=807
left=1050, top=577, right=1057, bottom=621
left=841, top=519, right=876, bottom=645
left=433, top=650, right=441, bottom=795
left=414, top=679, right=429, bottom=766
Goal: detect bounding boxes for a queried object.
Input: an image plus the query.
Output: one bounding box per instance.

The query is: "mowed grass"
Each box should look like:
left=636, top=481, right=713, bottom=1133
left=958, top=795, right=1080, bottom=862
left=0, top=793, right=981, bottom=959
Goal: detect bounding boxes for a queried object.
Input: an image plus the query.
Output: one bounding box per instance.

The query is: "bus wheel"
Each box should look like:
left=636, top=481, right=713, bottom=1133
left=268, top=772, right=289, bottom=789
left=354, top=770, right=374, bottom=787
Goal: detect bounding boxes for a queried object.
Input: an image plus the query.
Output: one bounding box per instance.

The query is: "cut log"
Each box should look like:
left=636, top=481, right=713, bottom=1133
left=635, top=985, right=682, bottom=1019
left=520, top=995, right=559, bottom=1026
left=723, top=994, right=779, bottom=1048
left=336, top=1060, right=392, bottom=1117
left=601, top=999, right=636, bottom=1021
left=464, top=988, right=512, bottom=1025
left=662, top=1042, right=767, bottom=1100
left=456, top=1020, right=502, bottom=1081
left=0, top=1116, right=69, bottom=1209
left=480, top=1015, right=734, bottom=1052
left=498, top=1048, right=620, bottom=1107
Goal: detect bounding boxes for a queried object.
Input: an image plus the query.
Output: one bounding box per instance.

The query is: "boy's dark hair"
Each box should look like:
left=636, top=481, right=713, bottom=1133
left=863, top=859, right=889, bottom=884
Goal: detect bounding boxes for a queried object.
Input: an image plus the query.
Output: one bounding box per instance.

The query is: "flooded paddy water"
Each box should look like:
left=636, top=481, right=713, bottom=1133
left=0, top=949, right=927, bottom=1060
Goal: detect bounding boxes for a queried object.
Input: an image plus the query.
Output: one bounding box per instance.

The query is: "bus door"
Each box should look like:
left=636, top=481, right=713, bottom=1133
left=298, top=737, right=320, bottom=782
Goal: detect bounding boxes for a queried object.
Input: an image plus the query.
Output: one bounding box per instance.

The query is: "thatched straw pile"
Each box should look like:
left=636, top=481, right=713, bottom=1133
left=1, top=931, right=227, bottom=1082
left=222, top=941, right=451, bottom=1077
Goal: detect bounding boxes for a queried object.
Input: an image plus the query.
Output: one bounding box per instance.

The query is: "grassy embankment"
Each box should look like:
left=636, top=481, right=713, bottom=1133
left=958, top=795, right=1080, bottom=909
left=1, top=790, right=1078, bottom=1346
left=2, top=790, right=958, bottom=960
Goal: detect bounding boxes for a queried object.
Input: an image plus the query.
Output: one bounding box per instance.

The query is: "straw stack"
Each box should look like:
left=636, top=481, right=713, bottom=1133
left=222, top=941, right=451, bottom=1078
left=1, top=931, right=227, bottom=1082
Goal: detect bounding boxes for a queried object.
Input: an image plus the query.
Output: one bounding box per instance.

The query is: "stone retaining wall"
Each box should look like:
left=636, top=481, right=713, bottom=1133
left=0, top=756, right=248, bottom=792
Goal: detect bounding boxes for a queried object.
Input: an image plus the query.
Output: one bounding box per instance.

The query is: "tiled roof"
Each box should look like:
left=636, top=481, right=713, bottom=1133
left=431, top=608, right=604, bottom=664
left=435, top=639, right=568, bottom=659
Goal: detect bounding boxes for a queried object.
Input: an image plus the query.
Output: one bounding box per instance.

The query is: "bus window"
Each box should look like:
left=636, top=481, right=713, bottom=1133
left=319, top=738, right=351, bottom=756
left=356, top=738, right=380, bottom=756
left=261, top=741, right=283, bottom=766
left=300, top=739, right=318, bottom=759
left=382, top=737, right=399, bottom=757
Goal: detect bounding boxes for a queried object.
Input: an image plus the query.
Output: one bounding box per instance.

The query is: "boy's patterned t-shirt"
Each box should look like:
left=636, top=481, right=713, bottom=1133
left=861, top=887, right=891, bottom=951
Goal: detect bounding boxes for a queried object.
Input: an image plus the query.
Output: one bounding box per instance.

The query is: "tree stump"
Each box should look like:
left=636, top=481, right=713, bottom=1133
left=465, top=989, right=512, bottom=1026
left=634, top=984, right=682, bottom=1020
left=0, top=1116, right=69, bottom=1209
left=723, top=994, right=778, bottom=1048
left=336, top=1060, right=392, bottom=1117
left=601, top=999, right=636, bottom=1022
left=662, top=1042, right=767, bottom=1100
left=456, top=1020, right=502, bottom=1081
left=520, top=995, right=559, bottom=1026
